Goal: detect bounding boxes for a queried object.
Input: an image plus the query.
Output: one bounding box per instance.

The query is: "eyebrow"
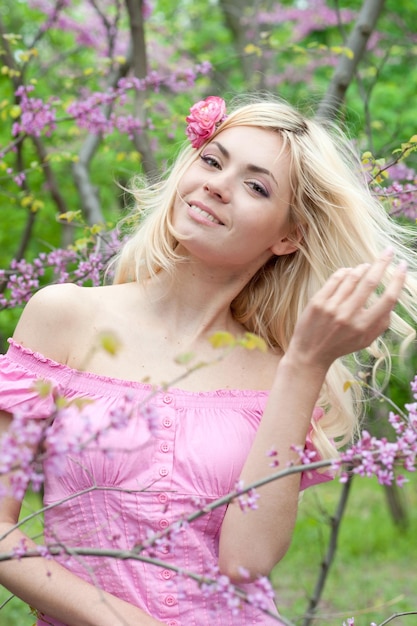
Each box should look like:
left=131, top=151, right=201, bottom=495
left=210, top=141, right=279, bottom=187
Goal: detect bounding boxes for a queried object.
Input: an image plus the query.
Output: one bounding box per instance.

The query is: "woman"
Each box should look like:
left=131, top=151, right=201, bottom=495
left=0, top=94, right=415, bottom=626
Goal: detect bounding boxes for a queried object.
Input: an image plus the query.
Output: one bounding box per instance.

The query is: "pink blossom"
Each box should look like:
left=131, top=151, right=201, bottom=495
left=396, top=474, right=409, bottom=487
left=234, top=479, right=260, bottom=512
left=142, top=0, right=153, bottom=20
left=267, top=447, right=279, bottom=468
left=247, top=576, right=275, bottom=611
left=141, top=404, right=160, bottom=435
left=0, top=230, right=122, bottom=310
left=13, top=85, right=57, bottom=137
left=12, top=538, right=28, bottom=560
left=200, top=570, right=242, bottom=615
left=185, top=96, right=227, bottom=149
left=13, top=172, right=26, bottom=187
left=291, top=443, right=317, bottom=465
left=36, top=545, right=52, bottom=559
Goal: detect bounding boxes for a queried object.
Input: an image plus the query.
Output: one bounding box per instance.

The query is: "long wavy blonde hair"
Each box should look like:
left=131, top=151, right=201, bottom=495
left=112, top=94, right=417, bottom=461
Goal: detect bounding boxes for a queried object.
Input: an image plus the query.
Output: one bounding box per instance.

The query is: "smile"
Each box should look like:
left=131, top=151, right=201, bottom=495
left=189, top=204, right=223, bottom=225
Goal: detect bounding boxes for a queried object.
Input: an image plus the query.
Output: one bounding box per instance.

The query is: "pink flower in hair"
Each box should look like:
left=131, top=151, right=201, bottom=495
left=185, top=96, right=227, bottom=149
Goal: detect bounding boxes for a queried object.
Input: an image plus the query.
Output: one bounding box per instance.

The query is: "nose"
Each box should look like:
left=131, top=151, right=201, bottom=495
left=203, top=175, right=231, bottom=203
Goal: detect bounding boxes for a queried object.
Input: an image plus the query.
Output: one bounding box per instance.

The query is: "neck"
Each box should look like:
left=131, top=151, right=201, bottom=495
left=142, top=260, right=254, bottom=342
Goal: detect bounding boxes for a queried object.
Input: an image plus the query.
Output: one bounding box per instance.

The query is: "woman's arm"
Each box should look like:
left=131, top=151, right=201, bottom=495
left=0, top=410, right=164, bottom=626
left=219, top=253, right=407, bottom=582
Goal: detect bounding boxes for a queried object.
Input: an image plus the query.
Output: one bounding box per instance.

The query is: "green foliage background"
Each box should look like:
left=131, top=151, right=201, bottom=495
left=1, top=0, right=417, bottom=266
left=1, top=2, right=417, bottom=624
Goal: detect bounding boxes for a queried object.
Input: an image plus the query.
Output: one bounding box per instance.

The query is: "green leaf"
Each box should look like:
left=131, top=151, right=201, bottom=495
left=32, top=379, right=53, bottom=397
left=238, top=332, right=267, bottom=352
left=98, top=331, right=122, bottom=356
left=174, top=352, right=195, bottom=365
left=208, top=331, right=236, bottom=349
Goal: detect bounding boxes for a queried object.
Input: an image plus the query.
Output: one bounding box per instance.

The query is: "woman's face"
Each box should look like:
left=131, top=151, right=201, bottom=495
left=173, top=125, right=296, bottom=274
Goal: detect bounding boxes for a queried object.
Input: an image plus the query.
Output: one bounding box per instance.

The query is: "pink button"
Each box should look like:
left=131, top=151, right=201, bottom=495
left=161, top=569, right=172, bottom=580
left=167, top=621, right=178, bottom=626
left=158, top=493, right=168, bottom=504
left=160, top=544, right=169, bottom=554
left=164, top=594, right=177, bottom=606
left=160, top=441, right=170, bottom=453
left=163, top=418, right=172, bottom=428
left=163, top=395, right=173, bottom=404
left=159, top=467, right=169, bottom=477
left=159, top=518, right=169, bottom=529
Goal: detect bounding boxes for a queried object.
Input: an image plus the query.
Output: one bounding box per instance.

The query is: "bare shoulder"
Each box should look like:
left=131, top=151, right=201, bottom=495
left=13, top=283, right=100, bottom=363
left=13, top=282, right=138, bottom=366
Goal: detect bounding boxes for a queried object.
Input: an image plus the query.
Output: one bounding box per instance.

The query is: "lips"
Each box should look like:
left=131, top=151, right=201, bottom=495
left=189, top=203, right=224, bottom=225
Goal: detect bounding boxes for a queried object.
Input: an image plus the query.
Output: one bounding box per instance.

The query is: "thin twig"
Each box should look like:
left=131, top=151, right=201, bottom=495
left=301, top=472, right=354, bottom=626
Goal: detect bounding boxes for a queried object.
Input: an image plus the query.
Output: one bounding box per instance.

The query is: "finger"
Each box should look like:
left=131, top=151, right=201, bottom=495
left=326, top=263, right=371, bottom=304
left=352, top=248, right=395, bottom=306
left=313, top=267, right=356, bottom=302
left=367, top=260, right=407, bottom=318
left=350, top=261, right=407, bottom=348
left=313, top=249, right=397, bottom=307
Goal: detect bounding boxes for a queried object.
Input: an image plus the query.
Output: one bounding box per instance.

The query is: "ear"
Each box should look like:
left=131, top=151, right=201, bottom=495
left=270, top=225, right=304, bottom=256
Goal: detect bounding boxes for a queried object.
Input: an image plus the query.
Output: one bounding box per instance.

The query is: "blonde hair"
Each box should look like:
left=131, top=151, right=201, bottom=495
left=112, top=94, right=417, bottom=461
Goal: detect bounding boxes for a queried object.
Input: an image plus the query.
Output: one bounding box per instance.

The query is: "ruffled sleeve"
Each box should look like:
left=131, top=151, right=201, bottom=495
left=0, top=340, right=57, bottom=419
left=300, top=462, right=333, bottom=490
left=300, top=406, right=334, bottom=490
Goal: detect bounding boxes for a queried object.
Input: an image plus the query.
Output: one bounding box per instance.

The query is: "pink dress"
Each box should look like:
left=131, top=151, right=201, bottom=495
left=0, top=340, right=331, bottom=626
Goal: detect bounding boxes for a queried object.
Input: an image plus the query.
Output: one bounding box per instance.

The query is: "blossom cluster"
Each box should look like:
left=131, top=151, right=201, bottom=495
left=375, top=162, right=417, bottom=220
left=1, top=370, right=417, bottom=624
left=280, top=377, right=417, bottom=490
left=29, top=0, right=151, bottom=56
left=0, top=409, right=46, bottom=500
left=334, top=399, right=417, bottom=487
left=12, top=86, right=57, bottom=138
left=6, top=61, right=213, bottom=144
left=234, top=479, right=260, bottom=512
left=199, top=565, right=275, bottom=617
left=0, top=387, right=162, bottom=502
left=255, top=0, right=356, bottom=42
left=0, top=230, right=120, bottom=310
left=65, top=64, right=212, bottom=137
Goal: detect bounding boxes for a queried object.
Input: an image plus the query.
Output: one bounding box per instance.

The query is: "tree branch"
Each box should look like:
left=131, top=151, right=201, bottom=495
left=377, top=612, right=417, bottom=625
left=31, top=136, right=72, bottom=246
left=0, top=17, right=38, bottom=261
left=72, top=55, right=132, bottom=226
left=316, top=0, right=386, bottom=121
left=125, top=0, right=159, bottom=179
left=301, top=472, right=354, bottom=626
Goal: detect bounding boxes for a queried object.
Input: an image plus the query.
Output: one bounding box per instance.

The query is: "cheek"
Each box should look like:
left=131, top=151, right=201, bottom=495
left=248, top=211, right=290, bottom=239
left=178, top=161, right=201, bottom=190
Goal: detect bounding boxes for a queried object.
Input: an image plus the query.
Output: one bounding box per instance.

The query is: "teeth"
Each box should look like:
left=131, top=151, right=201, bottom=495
left=190, top=205, right=221, bottom=224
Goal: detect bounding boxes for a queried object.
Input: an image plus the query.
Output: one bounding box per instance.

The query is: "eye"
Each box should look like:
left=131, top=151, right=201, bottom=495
left=247, top=181, right=269, bottom=198
left=200, top=154, right=221, bottom=169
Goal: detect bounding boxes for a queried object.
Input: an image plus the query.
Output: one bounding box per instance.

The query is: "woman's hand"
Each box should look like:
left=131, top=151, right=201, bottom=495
left=287, top=249, right=407, bottom=372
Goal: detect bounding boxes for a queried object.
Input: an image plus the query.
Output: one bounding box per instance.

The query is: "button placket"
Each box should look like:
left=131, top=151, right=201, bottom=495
left=153, top=397, right=175, bottom=496
left=161, top=568, right=173, bottom=580
left=150, top=397, right=176, bottom=559
left=159, top=518, right=170, bottom=529
left=160, top=441, right=170, bottom=453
